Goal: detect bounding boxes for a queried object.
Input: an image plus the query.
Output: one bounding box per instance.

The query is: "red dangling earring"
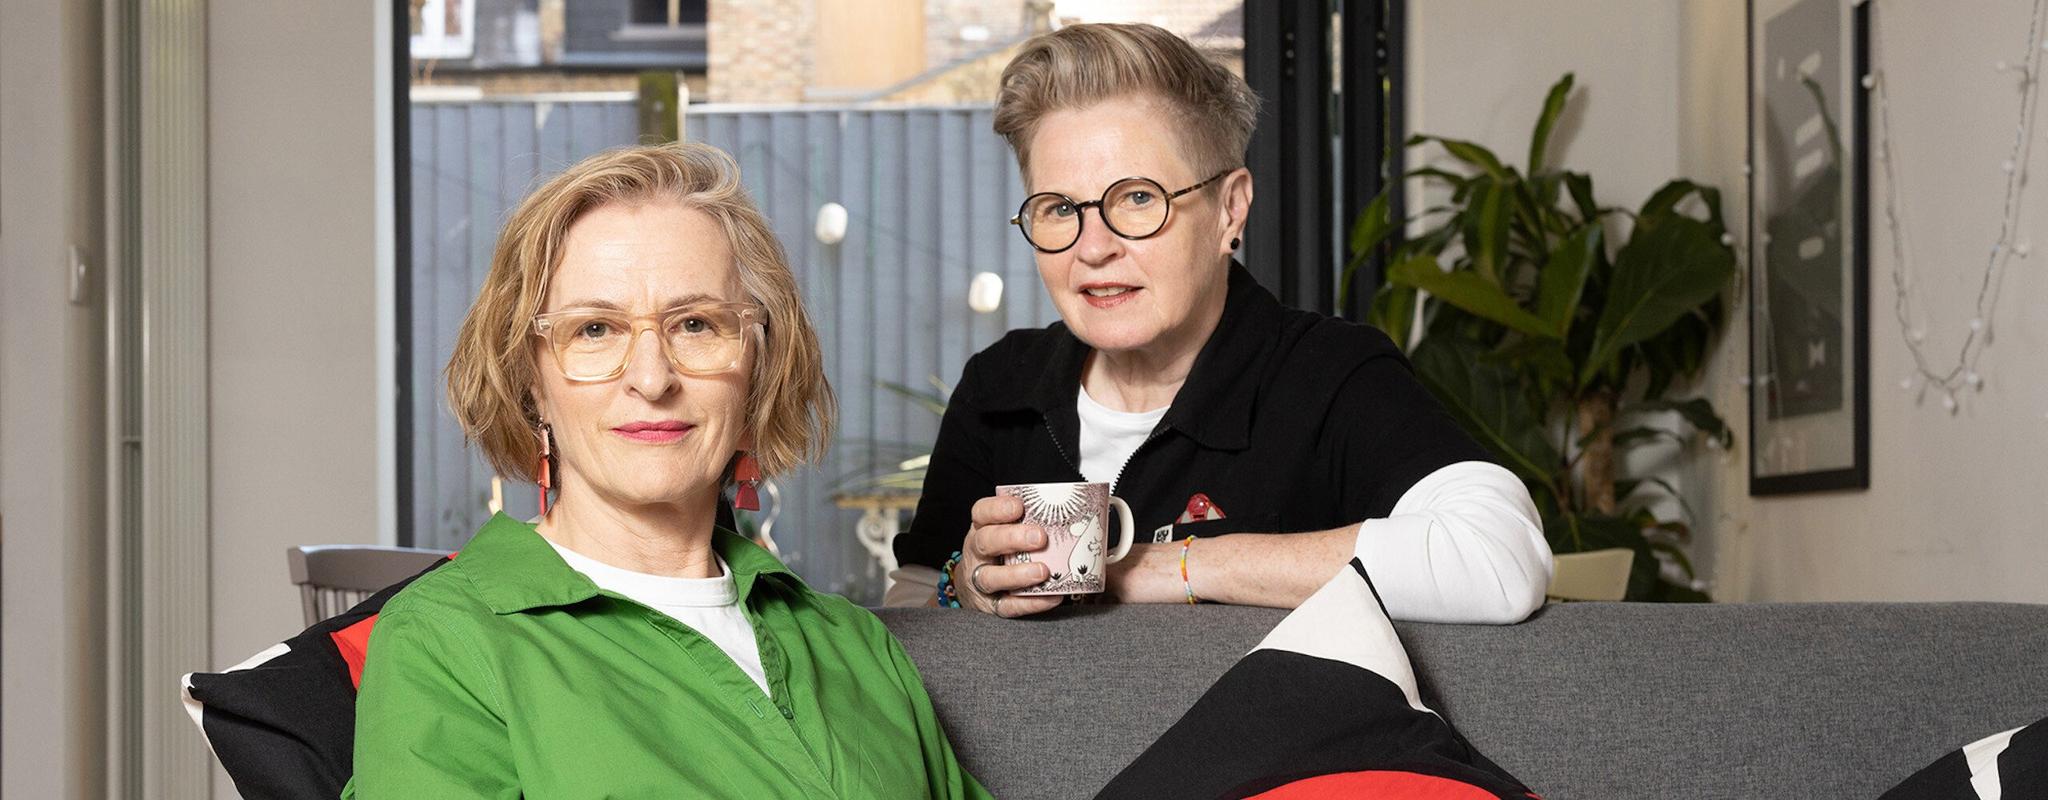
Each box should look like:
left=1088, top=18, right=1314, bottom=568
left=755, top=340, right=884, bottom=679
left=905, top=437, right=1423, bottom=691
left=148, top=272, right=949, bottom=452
left=536, top=422, right=554, bottom=517
left=733, top=452, right=762, bottom=511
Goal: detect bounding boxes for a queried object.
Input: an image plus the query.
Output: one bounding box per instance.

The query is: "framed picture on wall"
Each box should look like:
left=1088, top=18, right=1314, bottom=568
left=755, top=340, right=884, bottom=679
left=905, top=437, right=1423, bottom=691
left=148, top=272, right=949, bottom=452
left=1746, top=0, right=1871, bottom=495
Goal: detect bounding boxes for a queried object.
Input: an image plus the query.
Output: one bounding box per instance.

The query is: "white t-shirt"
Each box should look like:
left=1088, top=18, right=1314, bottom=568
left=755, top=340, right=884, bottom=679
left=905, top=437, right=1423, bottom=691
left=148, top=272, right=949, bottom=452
left=1075, top=386, right=1169, bottom=490
left=545, top=540, right=770, bottom=694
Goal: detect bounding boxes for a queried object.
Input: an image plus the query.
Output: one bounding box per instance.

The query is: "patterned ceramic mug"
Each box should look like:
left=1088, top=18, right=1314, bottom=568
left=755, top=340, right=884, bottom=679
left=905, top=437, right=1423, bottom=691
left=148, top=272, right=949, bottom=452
left=996, top=481, right=1136, bottom=596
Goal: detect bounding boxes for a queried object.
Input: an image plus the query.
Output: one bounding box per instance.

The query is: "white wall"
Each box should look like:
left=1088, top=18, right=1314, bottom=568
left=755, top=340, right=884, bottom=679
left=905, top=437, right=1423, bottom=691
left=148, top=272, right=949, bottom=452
left=3, top=0, right=389, bottom=793
left=206, top=0, right=387, bottom=672
left=1408, top=0, right=1683, bottom=213
left=0, top=0, right=108, bottom=796
left=204, top=2, right=391, bottom=793
left=1409, top=0, right=2048, bottom=603
left=1698, top=0, right=2048, bottom=603
left=0, top=0, right=107, bottom=798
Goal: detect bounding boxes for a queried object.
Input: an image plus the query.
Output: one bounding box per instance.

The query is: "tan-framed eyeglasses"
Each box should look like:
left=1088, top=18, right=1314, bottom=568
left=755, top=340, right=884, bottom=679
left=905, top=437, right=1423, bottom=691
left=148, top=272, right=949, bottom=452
left=531, top=301, right=765, bottom=382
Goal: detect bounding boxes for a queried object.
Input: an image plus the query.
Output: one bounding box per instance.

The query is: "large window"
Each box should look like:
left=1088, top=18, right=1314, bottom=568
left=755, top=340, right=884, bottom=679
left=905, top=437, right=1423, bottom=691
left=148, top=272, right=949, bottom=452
left=628, top=0, right=708, bottom=28
left=410, top=0, right=476, bottom=60
left=397, top=2, right=1337, bottom=605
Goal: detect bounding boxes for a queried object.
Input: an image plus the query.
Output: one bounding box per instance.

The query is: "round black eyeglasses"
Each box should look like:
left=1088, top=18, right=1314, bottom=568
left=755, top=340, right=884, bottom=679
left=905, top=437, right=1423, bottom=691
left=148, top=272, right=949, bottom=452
left=1009, top=171, right=1227, bottom=254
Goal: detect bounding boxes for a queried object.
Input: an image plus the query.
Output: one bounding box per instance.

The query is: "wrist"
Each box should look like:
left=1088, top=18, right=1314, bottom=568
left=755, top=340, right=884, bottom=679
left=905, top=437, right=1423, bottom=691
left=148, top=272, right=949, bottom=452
left=1108, top=544, right=1179, bottom=604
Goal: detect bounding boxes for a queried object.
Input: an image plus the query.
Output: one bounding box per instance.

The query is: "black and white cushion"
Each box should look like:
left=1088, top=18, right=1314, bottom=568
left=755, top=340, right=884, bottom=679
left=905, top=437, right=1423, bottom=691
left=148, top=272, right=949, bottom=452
left=1882, top=716, right=2047, bottom=800
left=1097, top=557, right=1538, bottom=799
left=180, top=557, right=449, bottom=800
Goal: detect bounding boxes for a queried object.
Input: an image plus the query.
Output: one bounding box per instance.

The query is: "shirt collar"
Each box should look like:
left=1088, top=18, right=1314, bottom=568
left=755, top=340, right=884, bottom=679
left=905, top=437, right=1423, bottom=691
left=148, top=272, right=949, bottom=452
left=976, top=261, right=1280, bottom=452
left=456, top=513, right=800, bottom=615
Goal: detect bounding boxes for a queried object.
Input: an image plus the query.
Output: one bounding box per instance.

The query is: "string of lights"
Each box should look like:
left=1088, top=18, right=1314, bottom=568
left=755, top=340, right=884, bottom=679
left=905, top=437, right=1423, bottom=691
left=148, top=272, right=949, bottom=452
left=1868, top=0, right=2046, bottom=414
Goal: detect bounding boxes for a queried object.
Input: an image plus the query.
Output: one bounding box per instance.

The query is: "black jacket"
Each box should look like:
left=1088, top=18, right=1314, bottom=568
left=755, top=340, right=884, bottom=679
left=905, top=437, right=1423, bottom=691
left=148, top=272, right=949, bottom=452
left=893, top=263, right=1493, bottom=570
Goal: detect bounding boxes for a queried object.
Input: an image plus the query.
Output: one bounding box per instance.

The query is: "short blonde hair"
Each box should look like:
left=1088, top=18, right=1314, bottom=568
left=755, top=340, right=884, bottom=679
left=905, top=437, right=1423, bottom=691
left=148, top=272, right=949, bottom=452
left=992, top=23, right=1260, bottom=177
left=445, top=142, right=834, bottom=483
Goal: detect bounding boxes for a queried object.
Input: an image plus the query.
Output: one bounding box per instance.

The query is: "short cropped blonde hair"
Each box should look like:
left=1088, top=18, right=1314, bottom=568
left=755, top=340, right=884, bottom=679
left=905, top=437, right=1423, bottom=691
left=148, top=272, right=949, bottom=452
left=446, top=142, right=834, bottom=483
left=992, top=23, right=1261, bottom=177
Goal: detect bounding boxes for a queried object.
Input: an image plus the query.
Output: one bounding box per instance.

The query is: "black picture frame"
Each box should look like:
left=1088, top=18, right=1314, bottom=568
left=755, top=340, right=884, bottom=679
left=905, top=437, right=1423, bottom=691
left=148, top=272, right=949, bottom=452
left=1746, top=0, right=1871, bottom=495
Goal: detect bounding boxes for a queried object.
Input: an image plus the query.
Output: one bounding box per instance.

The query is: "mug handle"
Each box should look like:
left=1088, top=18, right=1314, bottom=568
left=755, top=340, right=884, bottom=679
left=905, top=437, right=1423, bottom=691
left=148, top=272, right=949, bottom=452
left=1105, top=497, right=1136, bottom=563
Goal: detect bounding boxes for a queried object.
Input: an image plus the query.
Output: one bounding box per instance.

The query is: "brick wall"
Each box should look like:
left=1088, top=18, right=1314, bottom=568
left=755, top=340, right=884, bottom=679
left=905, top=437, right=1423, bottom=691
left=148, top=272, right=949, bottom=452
left=707, top=0, right=812, bottom=102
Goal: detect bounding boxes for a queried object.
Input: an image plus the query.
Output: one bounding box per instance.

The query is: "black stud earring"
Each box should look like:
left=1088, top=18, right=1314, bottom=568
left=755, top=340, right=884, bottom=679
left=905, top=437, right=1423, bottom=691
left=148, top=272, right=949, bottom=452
left=1230, top=237, right=1241, bottom=250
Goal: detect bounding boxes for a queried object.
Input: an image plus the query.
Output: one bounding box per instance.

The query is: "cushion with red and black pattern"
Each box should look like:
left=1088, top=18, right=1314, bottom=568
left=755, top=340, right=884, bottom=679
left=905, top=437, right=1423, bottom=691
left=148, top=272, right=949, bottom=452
left=180, top=556, right=450, bottom=800
left=1096, top=558, right=1539, bottom=800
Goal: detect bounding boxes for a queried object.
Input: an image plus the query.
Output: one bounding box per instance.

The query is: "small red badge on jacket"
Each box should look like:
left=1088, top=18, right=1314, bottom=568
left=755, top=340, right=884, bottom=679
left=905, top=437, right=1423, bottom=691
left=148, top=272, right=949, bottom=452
left=1179, top=493, right=1225, bottom=524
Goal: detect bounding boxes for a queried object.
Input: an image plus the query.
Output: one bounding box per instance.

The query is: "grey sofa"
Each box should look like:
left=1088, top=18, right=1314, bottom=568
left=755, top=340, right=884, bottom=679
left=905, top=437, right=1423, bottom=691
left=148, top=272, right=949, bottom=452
left=878, top=602, right=2048, bottom=800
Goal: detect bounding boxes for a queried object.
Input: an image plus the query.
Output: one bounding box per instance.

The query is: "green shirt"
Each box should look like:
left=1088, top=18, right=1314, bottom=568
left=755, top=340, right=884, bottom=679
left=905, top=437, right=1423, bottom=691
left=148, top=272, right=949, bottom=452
left=344, top=513, right=989, bottom=799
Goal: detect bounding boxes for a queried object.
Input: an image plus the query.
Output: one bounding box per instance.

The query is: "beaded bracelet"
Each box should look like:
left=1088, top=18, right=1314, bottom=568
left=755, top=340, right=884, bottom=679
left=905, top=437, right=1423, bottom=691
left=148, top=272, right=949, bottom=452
left=1180, top=535, right=1200, bottom=605
left=935, top=550, right=965, bottom=608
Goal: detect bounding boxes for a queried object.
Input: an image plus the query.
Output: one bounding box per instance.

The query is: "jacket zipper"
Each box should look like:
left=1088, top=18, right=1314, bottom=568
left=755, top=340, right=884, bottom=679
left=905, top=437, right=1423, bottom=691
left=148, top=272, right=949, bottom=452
left=1051, top=417, right=1170, bottom=491
left=1108, top=425, right=1168, bottom=495
left=1054, top=417, right=1170, bottom=545
left=1043, top=421, right=1083, bottom=479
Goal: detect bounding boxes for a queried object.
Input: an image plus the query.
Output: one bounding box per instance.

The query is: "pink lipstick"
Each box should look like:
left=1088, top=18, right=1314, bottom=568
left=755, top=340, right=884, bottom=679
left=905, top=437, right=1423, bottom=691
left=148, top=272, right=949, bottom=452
left=613, top=420, right=693, bottom=444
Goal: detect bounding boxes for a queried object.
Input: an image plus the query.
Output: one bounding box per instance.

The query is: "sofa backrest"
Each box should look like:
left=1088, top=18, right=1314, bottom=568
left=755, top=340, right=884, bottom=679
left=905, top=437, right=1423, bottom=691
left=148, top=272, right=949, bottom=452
left=878, top=602, right=2048, bottom=800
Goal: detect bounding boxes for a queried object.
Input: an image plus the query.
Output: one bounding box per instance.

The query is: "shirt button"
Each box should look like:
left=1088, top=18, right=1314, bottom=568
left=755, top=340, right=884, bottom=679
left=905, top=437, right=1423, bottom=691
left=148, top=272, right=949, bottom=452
left=778, top=705, right=794, bottom=720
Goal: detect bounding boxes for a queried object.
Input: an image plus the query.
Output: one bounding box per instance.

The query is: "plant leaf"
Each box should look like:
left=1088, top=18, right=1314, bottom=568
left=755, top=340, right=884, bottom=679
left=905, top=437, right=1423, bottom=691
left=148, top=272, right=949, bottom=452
left=1533, top=224, right=1602, bottom=339
left=1409, top=337, right=1561, bottom=486
left=1637, top=179, right=1728, bottom=233
left=1628, top=397, right=1733, bottom=449
left=1613, top=478, right=1641, bottom=500
left=1491, top=336, right=1574, bottom=392
left=1386, top=255, right=1557, bottom=339
left=1411, top=217, right=1461, bottom=253
left=1349, top=188, right=1395, bottom=256
left=1528, top=73, right=1575, bottom=175
left=1563, top=171, right=1601, bottom=224
left=1580, top=215, right=1735, bottom=382
left=1369, top=283, right=1419, bottom=351
left=1410, top=134, right=1511, bottom=180
left=1603, top=426, right=1687, bottom=449
left=1461, top=178, right=1512, bottom=285
left=1506, top=172, right=1557, bottom=266
left=1405, top=167, right=1472, bottom=187
left=1617, top=475, right=1699, bottom=526
left=1339, top=190, right=1399, bottom=311
left=1648, top=540, right=1697, bottom=579
left=1638, top=179, right=1704, bottom=222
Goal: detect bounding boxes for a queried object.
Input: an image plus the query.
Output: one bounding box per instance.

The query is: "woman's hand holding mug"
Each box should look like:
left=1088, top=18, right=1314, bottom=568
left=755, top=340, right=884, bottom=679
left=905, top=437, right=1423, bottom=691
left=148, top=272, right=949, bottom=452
left=954, top=482, right=1135, bottom=617
left=954, top=496, right=1065, bottom=618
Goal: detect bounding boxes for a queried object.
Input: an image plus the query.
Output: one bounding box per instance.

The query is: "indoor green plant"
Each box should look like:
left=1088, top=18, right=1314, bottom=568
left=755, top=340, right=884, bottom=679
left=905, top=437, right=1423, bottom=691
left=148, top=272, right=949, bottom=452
left=1349, top=73, right=1736, bottom=601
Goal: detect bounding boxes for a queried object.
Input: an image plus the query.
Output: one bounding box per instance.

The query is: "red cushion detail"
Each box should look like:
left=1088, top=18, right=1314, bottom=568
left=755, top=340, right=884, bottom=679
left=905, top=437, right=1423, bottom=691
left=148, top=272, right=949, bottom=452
left=325, top=555, right=451, bottom=690
left=329, top=613, right=378, bottom=690
left=1244, top=771, right=1507, bottom=800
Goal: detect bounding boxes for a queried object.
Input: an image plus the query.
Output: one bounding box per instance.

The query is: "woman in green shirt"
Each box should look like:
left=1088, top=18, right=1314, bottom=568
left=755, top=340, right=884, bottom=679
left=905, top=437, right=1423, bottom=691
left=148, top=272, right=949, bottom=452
left=347, top=143, right=987, bottom=799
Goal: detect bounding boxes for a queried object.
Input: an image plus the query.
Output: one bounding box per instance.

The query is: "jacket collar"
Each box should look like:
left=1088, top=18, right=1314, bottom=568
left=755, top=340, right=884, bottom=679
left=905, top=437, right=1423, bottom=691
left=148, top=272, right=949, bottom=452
left=456, top=513, right=800, bottom=615
left=977, top=262, right=1281, bottom=452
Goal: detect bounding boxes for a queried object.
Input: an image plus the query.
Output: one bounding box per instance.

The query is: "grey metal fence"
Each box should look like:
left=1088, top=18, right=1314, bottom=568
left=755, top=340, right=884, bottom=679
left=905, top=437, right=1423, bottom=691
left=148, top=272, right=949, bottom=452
left=407, top=98, right=1054, bottom=602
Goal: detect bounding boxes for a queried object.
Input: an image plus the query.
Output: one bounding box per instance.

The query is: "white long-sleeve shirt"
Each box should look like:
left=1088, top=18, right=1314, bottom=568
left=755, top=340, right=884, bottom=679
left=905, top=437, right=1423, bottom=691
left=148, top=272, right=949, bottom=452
left=1350, top=460, right=1550, bottom=624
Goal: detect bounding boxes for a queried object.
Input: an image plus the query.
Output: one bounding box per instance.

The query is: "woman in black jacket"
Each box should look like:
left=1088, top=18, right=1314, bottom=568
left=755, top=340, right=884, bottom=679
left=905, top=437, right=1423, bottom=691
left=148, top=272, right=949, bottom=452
left=889, top=22, right=1551, bottom=624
